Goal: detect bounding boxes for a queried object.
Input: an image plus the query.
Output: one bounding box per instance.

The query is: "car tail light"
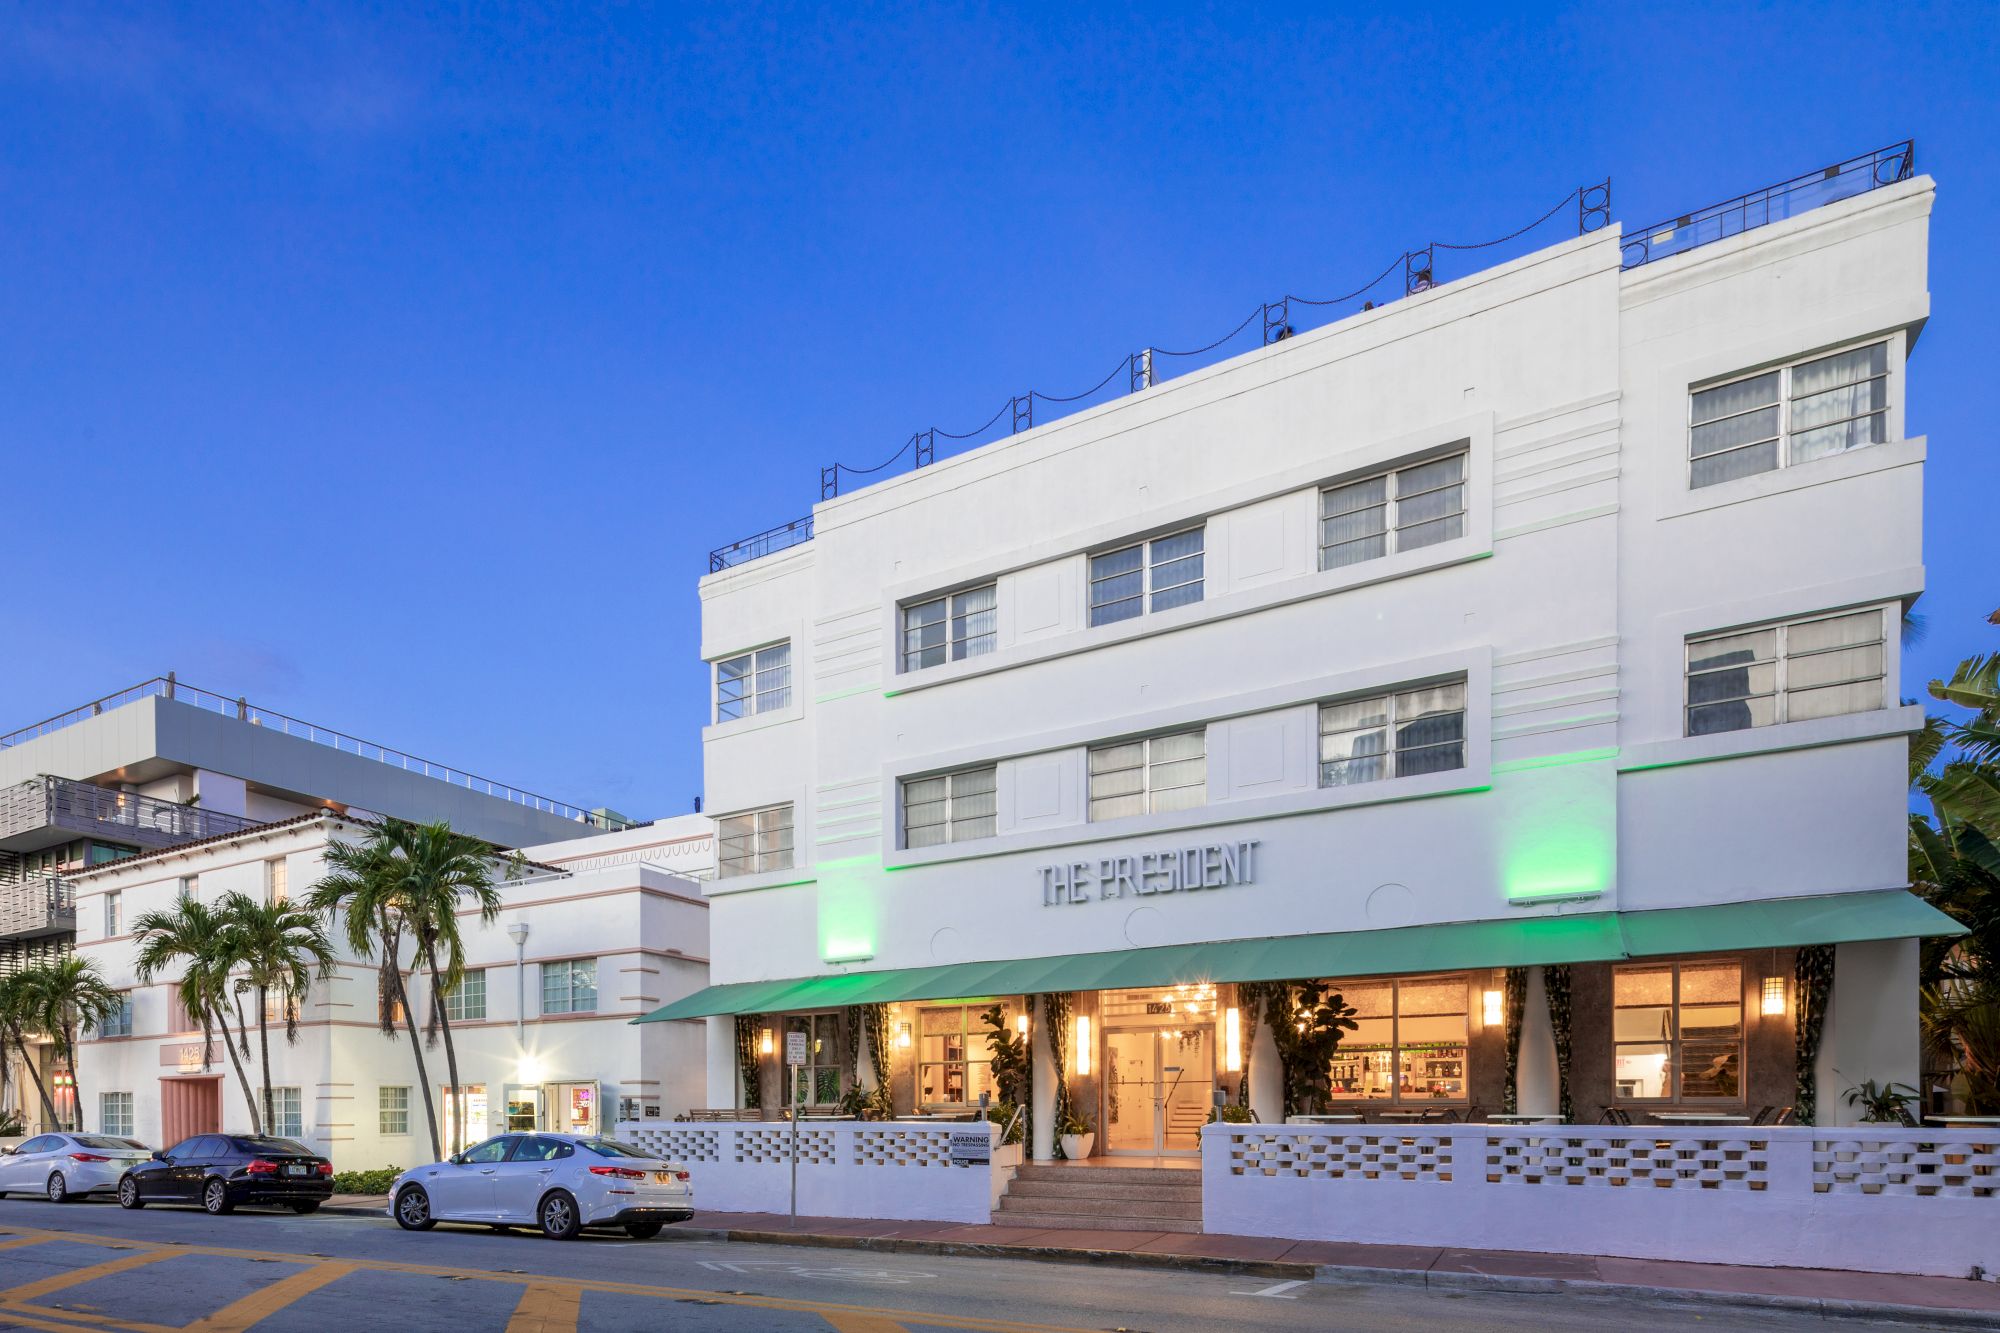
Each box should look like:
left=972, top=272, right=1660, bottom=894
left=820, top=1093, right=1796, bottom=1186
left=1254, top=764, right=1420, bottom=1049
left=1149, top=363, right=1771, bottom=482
left=587, top=1165, right=645, bottom=1180
left=672, top=1170, right=690, bottom=1182
left=245, top=1159, right=279, bottom=1176
left=316, top=1162, right=333, bottom=1177
left=67, top=1152, right=111, bottom=1163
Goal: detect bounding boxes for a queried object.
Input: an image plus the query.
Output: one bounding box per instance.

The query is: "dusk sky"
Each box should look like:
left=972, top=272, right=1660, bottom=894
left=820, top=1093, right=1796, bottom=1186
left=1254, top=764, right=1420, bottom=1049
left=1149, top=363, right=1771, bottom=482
left=3, top=3, right=1995, bottom=823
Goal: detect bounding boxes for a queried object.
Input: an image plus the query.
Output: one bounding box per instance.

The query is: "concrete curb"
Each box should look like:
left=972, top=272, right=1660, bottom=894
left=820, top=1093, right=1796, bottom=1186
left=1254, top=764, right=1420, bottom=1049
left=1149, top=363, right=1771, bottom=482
left=661, top=1226, right=2000, bottom=1328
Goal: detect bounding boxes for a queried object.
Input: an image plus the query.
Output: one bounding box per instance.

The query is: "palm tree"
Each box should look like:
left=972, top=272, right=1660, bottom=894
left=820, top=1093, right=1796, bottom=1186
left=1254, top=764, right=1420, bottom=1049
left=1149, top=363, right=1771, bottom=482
left=308, top=824, right=444, bottom=1160
left=132, top=896, right=264, bottom=1133
left=24, top=957, right=120, bottom=1132
left=0, top=972, right=61, bottom=1131
left=213, top=892, right=335, bottom=1135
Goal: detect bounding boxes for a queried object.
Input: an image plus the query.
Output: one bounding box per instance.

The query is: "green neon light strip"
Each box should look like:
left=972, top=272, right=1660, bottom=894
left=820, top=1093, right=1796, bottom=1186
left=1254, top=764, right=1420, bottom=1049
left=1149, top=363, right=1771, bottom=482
left=1491, top=746, right=1620, bottom=774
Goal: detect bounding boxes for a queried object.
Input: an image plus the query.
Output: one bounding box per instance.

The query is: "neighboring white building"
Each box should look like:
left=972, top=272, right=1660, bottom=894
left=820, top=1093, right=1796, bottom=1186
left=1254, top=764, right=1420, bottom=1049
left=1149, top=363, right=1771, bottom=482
left=73, top=813, right=713, bottom=1164
left=651, top=158, right=1955, bottom=1156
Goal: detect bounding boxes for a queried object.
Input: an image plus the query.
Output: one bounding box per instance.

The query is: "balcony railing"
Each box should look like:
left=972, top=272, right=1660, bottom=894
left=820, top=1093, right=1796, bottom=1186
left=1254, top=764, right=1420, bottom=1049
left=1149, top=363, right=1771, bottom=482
left=1620, top=140, right=1915, bottom=268
left=0, top=874, right=74, bottom=940
left=709, top=515, right=814, bottom=573
left=0, top=775, right=261, bottom=849
left=0, top=677, right=635, bottom=831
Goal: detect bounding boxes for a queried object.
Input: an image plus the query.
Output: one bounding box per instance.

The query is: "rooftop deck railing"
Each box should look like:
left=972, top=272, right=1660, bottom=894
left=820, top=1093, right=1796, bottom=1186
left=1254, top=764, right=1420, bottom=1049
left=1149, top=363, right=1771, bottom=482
left=702, top=139, right=1915, bottom=574
left=1619, top=140, right=1915, bottom=268
left=0, top=677, right=634, bottom=831
left=0, top=774, right=262, bottom=848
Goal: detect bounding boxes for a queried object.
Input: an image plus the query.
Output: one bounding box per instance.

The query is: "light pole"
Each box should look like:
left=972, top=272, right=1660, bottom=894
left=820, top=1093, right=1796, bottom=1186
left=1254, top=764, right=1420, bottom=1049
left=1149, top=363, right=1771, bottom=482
left=507, top=922, right=530, bottom=1044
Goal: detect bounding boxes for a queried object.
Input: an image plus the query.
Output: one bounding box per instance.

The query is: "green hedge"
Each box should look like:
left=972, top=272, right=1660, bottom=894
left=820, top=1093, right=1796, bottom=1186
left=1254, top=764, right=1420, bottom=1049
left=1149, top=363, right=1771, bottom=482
left=330, top=1167, right=403, bottom=1195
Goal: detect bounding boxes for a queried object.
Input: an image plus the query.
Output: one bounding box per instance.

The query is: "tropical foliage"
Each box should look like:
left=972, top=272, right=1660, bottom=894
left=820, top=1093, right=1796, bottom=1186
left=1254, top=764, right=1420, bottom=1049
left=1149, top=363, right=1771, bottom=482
left=0, top=957, right=121, bottom=1132
left=132, top=895, right=267, bottom=1132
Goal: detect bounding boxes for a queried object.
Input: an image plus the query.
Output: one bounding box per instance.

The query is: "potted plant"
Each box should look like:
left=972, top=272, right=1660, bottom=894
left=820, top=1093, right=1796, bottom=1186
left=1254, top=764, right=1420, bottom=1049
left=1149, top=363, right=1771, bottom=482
left=1058, top=1105, right=1094, bottom=1160
left=1843, top=1079, right=1920, bottom=1125
left=1207, top=1103, right=1254, bottom=1125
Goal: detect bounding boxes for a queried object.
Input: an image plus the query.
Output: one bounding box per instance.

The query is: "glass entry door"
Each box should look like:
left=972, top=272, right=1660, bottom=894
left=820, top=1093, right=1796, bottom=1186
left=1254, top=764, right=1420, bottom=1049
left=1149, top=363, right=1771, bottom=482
left=1103, top=1028, right=1211, bottom=1155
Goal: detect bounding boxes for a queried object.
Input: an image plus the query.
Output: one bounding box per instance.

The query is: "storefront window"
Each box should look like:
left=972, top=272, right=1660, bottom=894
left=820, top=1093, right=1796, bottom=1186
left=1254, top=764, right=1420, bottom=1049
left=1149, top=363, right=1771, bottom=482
left=1327, top=976, right=1468, bottom=1103
left=785, top=1013, right=844, bottom=1106
left=441, top=1084, right=490, bottom=1146
left=1613, top=961, right=1743, bottom=1102
left=916, top=1005, right=996, bottom=1108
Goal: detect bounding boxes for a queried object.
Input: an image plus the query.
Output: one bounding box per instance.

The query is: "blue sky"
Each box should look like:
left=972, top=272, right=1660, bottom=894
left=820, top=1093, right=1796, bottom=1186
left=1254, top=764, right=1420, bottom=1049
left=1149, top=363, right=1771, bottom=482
left=2, top=3, right=1995, bottom=822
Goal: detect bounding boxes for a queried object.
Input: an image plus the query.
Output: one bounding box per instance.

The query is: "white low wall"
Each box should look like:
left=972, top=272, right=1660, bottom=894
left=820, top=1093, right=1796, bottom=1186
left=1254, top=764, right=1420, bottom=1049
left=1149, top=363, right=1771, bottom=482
left=1203, top=1124, right=2000, bottom=1279
left=619, top=1120, right=1014, bottom=1223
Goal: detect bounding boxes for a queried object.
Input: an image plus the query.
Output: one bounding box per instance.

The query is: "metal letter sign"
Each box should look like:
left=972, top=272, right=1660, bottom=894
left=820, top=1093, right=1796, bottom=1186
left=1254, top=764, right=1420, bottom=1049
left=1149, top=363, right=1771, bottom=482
left=1037, top=839, right=1260, bottom=907
left=785, top=1031, right=808, bottom=1066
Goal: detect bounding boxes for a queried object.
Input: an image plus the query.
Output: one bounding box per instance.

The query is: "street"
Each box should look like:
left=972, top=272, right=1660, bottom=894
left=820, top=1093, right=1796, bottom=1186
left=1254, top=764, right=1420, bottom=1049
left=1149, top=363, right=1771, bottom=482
left=0, top=1199, right=1962, bottom=1332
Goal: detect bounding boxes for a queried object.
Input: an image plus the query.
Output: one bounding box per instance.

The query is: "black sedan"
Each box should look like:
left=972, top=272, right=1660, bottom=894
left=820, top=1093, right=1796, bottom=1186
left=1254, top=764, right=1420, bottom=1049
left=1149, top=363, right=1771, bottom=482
left=117, top=1134, right=334, bottom=1215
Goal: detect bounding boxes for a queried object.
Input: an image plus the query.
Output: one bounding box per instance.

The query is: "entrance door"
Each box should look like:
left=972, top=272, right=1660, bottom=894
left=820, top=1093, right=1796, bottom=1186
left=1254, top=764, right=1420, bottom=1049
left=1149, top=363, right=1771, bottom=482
left=158, top=1077, right=220, bottom=1148
left=1102, top=1028, right=1212, bottom=1156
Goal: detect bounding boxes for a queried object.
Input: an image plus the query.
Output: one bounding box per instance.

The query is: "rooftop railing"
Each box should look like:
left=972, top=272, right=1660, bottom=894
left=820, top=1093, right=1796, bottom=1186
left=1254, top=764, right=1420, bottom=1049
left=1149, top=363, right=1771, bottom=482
left=709, top=515, right=814, bottom=573
left=0, top=774, right=262, bottom=848
left=1620, top=140, right=1915, bottom=268
left=0, top=676, right=634, bottom=831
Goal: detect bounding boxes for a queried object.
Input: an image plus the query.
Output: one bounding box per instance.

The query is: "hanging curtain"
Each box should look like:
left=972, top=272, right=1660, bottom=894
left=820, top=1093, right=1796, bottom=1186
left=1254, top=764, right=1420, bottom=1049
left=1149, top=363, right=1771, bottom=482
left=1545, top=965, right=1575, bottom=1121
left=734, top=1013, right=763, bottom=1110
left=1795, top=945, right=1836, bottom=1124
left=1501, top=967, right=1528, bottom=1114
left=1044, top=992, right=1073, bottom=1156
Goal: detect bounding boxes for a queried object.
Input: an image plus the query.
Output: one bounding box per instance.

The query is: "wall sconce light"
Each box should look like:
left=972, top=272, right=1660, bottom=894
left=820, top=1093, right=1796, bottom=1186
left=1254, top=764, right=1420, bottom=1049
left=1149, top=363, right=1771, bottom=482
left=1761, top=975, right=1786, bottom=1017
left=1015, top=1012, right=1029, bottom=1037
left=759, top=1027, right=774, bottom=1057
left=1075, top=1015, right=1091, bottom=1076
left=1223, top=1006, right=1242, bottom=1073
left=1482, top=990, right=1504, bottom=1028
left=896, top=1022, right=912, bottom=1050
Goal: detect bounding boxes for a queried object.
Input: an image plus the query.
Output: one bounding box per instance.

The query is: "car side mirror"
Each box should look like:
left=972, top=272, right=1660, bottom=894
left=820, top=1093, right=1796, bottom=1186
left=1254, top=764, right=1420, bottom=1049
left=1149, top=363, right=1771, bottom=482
left=0, top=1147, right=14, bottom=1157
left=151, top=1151, right=166, bottom=1162
left=447, top=1152, right=464, bottom=1165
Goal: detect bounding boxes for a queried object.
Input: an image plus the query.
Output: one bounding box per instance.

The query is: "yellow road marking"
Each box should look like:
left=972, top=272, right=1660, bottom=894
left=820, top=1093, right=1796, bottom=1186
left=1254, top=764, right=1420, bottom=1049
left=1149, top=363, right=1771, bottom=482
left=182, top=1261, right=355, bottom=1333
left=0, top=1238, right=51, bottom=1254
left=0, top=1307, right=172, bottom=1333
left=504, top=1281, right=581, bottom=1333
left=821, top=1313, right=911, bottom=1333
left=0, top=1225, right=1100, bottom=1333
left=0, top=1250, right=177, bottom=1304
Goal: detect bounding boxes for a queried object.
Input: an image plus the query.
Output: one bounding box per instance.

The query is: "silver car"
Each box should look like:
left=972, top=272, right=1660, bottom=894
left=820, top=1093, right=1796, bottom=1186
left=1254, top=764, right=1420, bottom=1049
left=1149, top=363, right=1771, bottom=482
left=0, top=1133, right=154, bottom=1203
left=389, top=1132, right=693, bottom=1239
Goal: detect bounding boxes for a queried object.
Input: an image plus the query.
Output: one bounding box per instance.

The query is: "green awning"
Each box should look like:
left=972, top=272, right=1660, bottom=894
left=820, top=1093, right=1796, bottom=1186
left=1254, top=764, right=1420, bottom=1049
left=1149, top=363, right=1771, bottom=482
left=634, top=889, right=1962, bottom=1023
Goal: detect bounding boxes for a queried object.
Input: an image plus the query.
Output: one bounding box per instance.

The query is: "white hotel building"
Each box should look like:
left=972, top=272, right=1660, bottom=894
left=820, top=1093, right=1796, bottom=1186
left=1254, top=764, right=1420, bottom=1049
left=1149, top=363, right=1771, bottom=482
left=647, top=152, right=1960, bottom=1197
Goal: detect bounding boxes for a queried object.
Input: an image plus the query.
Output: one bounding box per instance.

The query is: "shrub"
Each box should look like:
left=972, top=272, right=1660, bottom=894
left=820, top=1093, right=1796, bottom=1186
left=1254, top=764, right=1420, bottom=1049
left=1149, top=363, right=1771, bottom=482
left=330, top=1166, right=403, bottom=1195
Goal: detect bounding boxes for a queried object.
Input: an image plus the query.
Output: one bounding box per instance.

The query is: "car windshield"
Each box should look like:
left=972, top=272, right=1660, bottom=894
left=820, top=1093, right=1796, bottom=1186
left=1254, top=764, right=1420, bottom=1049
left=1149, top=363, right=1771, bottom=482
left=231, top=1137, right=312, bottom=1155
left=71, top=1136, right=137, bottom=1151
left=576, top=1138, right=652, bottom=1160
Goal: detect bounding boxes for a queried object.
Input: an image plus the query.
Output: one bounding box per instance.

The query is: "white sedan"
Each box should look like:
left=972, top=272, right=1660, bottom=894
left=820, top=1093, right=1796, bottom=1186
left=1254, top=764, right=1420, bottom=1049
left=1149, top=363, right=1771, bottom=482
left=0, top=1133, right=154, bottom=1202
left=388, top=1132, right=693, bottom=1239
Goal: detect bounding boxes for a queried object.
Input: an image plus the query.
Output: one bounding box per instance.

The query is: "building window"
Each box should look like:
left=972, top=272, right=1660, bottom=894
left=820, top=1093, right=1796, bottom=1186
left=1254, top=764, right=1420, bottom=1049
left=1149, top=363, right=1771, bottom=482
left=1320, top=453, right=1467, bottom=569
left=1328, top=976, right=1468, bottom=1104
left=101, top=1092, right=134, bottom=1137
left=1089, top=528, right=1205, bottom=627
left=902, top=767, right=997, bottom=848
left=264, top=989, right=302, bottom=1026
left=784, top=1013, right=844, bottom=1107
left=1614, top=961, right=1744, bottom=1102
left=1088, top=730, right=1206, bottom=821
left=1685, top=608, right=1886, bottom=736
left=98, top=993, right=134, bottom=1039
left=103, top=891, right=122, bottom=939
left=916, top=1006, right=996, bottom=1107
left=267, top=1087, right=303, bottom=1137
left=266, top=858, right=288, bottom=903
left=715, top=643, right=792, bottom=722
left=1689, top=341, right=1889, bottom=488
left=717, top=804, right=794, bottom=878
left=1319, top=680, right=1468, bottom=787
left=379, top=1086, right=410, bottom=1136
left=542, top=959, right=597, bottom=1016
left=902, top=585, right=997, bottom=672
left=177, top=876, right=197, bottom=900
left=444, top=969, right=487, bottom=1022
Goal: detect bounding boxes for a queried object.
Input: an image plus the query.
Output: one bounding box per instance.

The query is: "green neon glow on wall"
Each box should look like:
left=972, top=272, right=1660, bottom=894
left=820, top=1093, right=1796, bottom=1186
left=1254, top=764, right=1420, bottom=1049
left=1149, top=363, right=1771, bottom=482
left=816, top=854, right=884, bottom=963
left=1497, top=758, right=1617, bottom=903
left=1490, top=746, right=1621, bottom=775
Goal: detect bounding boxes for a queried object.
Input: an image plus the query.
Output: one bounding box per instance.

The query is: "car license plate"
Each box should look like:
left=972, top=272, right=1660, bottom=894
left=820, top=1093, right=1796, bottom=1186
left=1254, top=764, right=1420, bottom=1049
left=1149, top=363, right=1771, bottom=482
left=285, top=1164, right=308, bottom=1177
left=653, top=1171, right=675, bottom=1184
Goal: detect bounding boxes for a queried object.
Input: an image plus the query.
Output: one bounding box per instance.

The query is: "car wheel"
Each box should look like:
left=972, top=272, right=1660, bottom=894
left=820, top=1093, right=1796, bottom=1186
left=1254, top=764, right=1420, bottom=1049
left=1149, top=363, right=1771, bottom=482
left=537, top=1190, right=581, bottom=1240
left=117, top=1177, right=143, bottom=1210
left=202, top=1179, right=234, bottom=1215
left=393, top=1186, right=435, bottom=1232
left=45, top=1173, right=69, bottom=1204
left=290, top=1202, right=320, bottom=1214
left=623, top=1221, right=664, bottom=1240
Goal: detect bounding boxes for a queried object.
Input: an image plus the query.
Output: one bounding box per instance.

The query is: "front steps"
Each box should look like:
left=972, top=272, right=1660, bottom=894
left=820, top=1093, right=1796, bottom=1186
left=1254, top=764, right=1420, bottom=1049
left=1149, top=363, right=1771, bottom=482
left=992, top=1163, right=1204, bottom=1234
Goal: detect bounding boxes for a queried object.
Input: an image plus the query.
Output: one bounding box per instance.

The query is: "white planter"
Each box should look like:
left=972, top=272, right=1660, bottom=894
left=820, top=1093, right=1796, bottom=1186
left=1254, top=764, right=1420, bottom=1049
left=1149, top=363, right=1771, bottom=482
left=1060, top=1132, right=1094, bottom=1160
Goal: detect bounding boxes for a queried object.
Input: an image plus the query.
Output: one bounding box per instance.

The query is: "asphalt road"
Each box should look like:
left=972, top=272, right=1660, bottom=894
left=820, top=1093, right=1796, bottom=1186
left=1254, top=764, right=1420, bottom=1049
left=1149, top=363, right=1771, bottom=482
left=0, top=1197, right=1959, bottom=1332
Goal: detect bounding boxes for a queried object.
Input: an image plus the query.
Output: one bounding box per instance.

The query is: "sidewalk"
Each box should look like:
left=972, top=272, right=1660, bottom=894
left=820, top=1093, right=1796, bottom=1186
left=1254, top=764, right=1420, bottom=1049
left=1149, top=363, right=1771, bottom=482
left=661, top=1209, right=2000, bottom=1326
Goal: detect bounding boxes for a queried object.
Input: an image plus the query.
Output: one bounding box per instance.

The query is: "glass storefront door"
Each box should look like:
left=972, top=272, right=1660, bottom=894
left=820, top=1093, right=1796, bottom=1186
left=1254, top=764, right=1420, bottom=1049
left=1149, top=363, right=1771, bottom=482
left=1102, top=1028, right=1212, bottom=1156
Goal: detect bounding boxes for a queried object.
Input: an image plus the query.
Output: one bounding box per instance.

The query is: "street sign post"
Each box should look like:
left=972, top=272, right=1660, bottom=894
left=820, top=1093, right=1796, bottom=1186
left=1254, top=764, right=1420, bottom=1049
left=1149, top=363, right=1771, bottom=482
left=786, top=1031, right=808, bottom=1218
